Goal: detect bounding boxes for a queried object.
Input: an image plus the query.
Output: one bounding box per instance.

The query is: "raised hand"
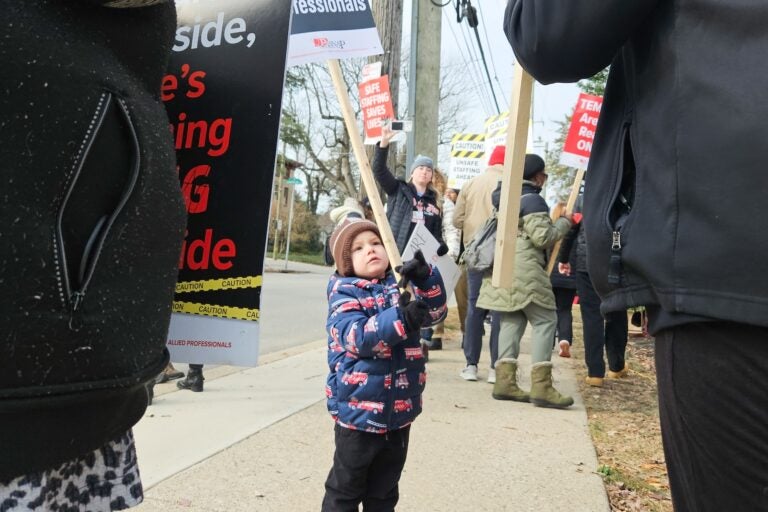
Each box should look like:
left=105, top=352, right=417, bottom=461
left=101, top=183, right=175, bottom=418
left=395, top=250, right=430, bottom=288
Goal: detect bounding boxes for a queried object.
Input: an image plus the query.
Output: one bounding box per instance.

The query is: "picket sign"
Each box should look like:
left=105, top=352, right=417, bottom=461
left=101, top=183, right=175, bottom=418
left=401, top=224, right=461, bottom=299
left=546, top=168, right=586, bottom=274
left=326, top=59, right=405, bottom=281
left=491, top=65, right=534, bottom=288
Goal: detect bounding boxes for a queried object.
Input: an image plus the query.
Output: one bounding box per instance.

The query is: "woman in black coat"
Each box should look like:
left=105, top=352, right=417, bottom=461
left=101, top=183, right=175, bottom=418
left=549, top=204, right=578, bottom=358
left=372, top=125, right=448, bottom=359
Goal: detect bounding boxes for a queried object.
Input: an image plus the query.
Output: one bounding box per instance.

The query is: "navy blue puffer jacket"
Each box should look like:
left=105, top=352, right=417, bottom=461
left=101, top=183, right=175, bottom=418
left=325, top=267, right=446, bottom=433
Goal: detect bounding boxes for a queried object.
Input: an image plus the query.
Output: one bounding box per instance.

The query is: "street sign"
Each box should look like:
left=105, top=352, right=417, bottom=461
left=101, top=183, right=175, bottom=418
left=285, top=177, right=302, bottom=185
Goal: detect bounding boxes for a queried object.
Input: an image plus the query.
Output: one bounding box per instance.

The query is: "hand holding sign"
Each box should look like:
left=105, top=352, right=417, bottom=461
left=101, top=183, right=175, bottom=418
left=395, top=250, right=431, bottom=289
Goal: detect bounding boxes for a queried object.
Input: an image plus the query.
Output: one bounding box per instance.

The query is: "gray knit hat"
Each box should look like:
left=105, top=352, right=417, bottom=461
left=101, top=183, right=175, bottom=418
left=410, top=154, right=434, bottom=173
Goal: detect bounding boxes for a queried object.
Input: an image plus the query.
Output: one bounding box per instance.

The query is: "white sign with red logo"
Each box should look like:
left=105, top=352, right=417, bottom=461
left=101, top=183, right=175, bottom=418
left=359, top=76, right=394, bottom=144
left=287, top=0, right=383, bottom=67
left=559, top=93, right=603, bottom=170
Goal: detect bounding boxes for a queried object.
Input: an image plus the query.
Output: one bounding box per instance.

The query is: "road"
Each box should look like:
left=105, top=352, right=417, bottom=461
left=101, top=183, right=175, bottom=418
left=259, top=258, right=330, bottom=355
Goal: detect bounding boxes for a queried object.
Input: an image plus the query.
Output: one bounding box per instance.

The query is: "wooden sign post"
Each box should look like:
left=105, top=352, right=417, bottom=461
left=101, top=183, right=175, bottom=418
left=546, top=169, right=585, bottom=274
left=491, top=64, right=534, bottom=288
left=327, top=59, right=404, bottom=273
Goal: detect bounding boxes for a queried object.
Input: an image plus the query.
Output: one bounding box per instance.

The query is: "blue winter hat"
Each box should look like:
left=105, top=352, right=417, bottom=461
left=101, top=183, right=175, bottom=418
left=410, top=155, right=434, bottom=173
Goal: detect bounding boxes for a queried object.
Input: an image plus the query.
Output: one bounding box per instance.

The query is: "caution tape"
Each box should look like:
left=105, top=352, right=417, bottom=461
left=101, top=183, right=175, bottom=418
left=172, top=300, right=260, bottom=322
left=175, top=275, right=262, bottom=294
left=450, top=133, right=486, bottom=158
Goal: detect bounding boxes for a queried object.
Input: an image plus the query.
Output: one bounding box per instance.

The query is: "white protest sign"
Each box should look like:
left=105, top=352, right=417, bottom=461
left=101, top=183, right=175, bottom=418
left=288, top=0, right=383, bottom=66
left=401, top=224, right=461, bottom=299
left=362, top=61, right=382, bottom=82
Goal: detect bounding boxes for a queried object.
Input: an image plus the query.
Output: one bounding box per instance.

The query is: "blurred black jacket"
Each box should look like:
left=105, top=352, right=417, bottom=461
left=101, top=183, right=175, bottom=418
left=505, top=0, right=768, bottom=328
left=1, top=0, right=185, bottom=479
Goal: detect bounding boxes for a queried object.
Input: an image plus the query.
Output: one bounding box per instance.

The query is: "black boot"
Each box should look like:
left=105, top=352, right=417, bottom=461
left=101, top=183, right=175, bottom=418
left=177, top=364, right=204, bottom=392
left=429, top=337, right=443, bottom=350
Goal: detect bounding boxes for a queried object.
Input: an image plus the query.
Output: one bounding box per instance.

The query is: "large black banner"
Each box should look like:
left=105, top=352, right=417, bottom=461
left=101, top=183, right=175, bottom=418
left=164, top=0, right=291, bottom=365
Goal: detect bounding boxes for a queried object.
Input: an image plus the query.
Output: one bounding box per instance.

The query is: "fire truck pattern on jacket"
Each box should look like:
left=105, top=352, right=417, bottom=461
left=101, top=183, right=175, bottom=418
left=325, top=268, right=447, bottom=433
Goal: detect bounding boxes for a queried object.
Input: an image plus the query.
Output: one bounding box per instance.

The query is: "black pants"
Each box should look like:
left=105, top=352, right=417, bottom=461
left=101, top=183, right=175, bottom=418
left=553, top=287, right=577, bottom=344
left=322, top=425, right=410, bottom=512
left=655, top=321, right=768, bottom=511
left=576, top=271, right=627, bottom=377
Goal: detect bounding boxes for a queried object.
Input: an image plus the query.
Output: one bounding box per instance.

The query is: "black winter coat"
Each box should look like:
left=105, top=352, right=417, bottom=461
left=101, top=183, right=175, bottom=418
left=557, top=221, right=587, bottom=275
left=373, top=145, right=444, bottom=253
left=1, top=1, right=185, bottom=479
left=550, top=232, right=578, bottom=290
left=505, top=0, right=768, bottom=328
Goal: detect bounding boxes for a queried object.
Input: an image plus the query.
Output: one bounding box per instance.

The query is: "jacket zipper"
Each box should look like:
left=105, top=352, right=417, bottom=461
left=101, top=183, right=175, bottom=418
left=56, top=94, right=141, bottom=330
left=605, top=124, right=634, bottom=286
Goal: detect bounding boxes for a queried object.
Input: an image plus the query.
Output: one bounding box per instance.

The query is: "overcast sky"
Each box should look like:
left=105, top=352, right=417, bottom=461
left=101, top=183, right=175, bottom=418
left=403, top=0, right=581, bottom=153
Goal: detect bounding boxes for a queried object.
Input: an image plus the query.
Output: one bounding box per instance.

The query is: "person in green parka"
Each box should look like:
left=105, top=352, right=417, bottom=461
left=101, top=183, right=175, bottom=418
left=476, top=154, right=573, bottom=408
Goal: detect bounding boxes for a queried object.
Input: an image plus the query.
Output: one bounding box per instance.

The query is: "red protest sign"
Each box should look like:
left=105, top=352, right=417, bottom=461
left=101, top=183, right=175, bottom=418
left=358, top=76, right=394, bottom=143
left=559, top=93, right=603, bottom=170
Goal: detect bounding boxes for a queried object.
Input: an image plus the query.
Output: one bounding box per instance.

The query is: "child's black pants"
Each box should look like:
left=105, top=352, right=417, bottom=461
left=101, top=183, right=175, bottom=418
left=322, top=424, right=410, bottom=512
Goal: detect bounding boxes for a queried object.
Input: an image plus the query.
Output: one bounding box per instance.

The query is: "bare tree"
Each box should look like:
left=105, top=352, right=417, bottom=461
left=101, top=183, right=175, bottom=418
left=279, top=54, right=477, bottom=213
left=281, top=61, right=366, bottom=209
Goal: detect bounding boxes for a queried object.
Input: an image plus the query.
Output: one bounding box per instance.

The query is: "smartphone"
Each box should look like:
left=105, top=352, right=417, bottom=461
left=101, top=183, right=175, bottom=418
left=390, top=120, right=404, bottom=131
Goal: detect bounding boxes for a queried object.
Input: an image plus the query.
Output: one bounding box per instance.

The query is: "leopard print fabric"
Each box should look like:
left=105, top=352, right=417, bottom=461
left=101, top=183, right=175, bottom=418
left=0, top=430, right=143, bottom=511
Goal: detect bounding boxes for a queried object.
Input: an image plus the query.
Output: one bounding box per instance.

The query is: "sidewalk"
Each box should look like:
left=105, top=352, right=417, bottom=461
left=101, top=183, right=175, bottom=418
left=134, top=333, right=610, bottom=512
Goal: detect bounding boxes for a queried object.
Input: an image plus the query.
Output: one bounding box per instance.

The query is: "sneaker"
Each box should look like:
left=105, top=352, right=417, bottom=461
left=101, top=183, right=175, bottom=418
left=487, top=368, right=496, bottom=384
left=460, top=365, right=478, bottom=381
left=558, top=340, right=571, bottom=358
left=585, top=376, right=604, bottom=387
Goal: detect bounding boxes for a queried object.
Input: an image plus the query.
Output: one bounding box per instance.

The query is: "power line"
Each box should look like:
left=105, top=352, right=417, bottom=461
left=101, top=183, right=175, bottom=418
left=454, top=8, right=495, bottom=115
left=442, top=7, right=495, bottom=116
left=459, top=19, right=495, bottom=116
left=458, top=0, right=500, bottom=113
left=476, top=2, right=508, bottom=111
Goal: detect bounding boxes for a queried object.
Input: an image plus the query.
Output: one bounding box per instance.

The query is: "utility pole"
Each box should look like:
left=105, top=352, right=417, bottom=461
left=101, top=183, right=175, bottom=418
left=369, top=0, right=404, bottom=179
left=371, top=0, right=403, bottom=113
left=407, top=0, right=442, bottom=175
left=283, top=175, right=302, bottom=270
left=272, top=151, right=285, bottom=260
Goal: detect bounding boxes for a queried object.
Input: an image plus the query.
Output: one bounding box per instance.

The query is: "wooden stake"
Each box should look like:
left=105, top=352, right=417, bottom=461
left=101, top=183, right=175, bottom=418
left=491, top=65, right=533, bottom=288
left=546, top=168, right=585, bottom=274
left=327, top=59, right=404, bottom=274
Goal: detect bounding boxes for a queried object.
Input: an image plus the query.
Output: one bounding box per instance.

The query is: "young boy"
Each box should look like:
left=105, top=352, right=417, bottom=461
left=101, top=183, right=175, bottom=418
left=322, top=218, right=447, bottom=511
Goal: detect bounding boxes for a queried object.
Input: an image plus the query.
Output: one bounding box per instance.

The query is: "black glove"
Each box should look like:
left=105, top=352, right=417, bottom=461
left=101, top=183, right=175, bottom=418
left=395, top=250, right=430, bottom=288
left=398, top=291, right=431, bottom=333
left=437, top=242, right=449, bottom=256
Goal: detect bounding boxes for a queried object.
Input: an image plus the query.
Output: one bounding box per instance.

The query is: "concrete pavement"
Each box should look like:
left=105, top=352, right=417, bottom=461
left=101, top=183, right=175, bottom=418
left=133, top=329, right=610, bottom=512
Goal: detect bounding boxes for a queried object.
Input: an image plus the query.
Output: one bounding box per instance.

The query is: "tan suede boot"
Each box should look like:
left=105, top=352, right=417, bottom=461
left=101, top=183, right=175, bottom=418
left=530, top=362, right=574, bottom=409
left=492, top=358, right=530, bottom=402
